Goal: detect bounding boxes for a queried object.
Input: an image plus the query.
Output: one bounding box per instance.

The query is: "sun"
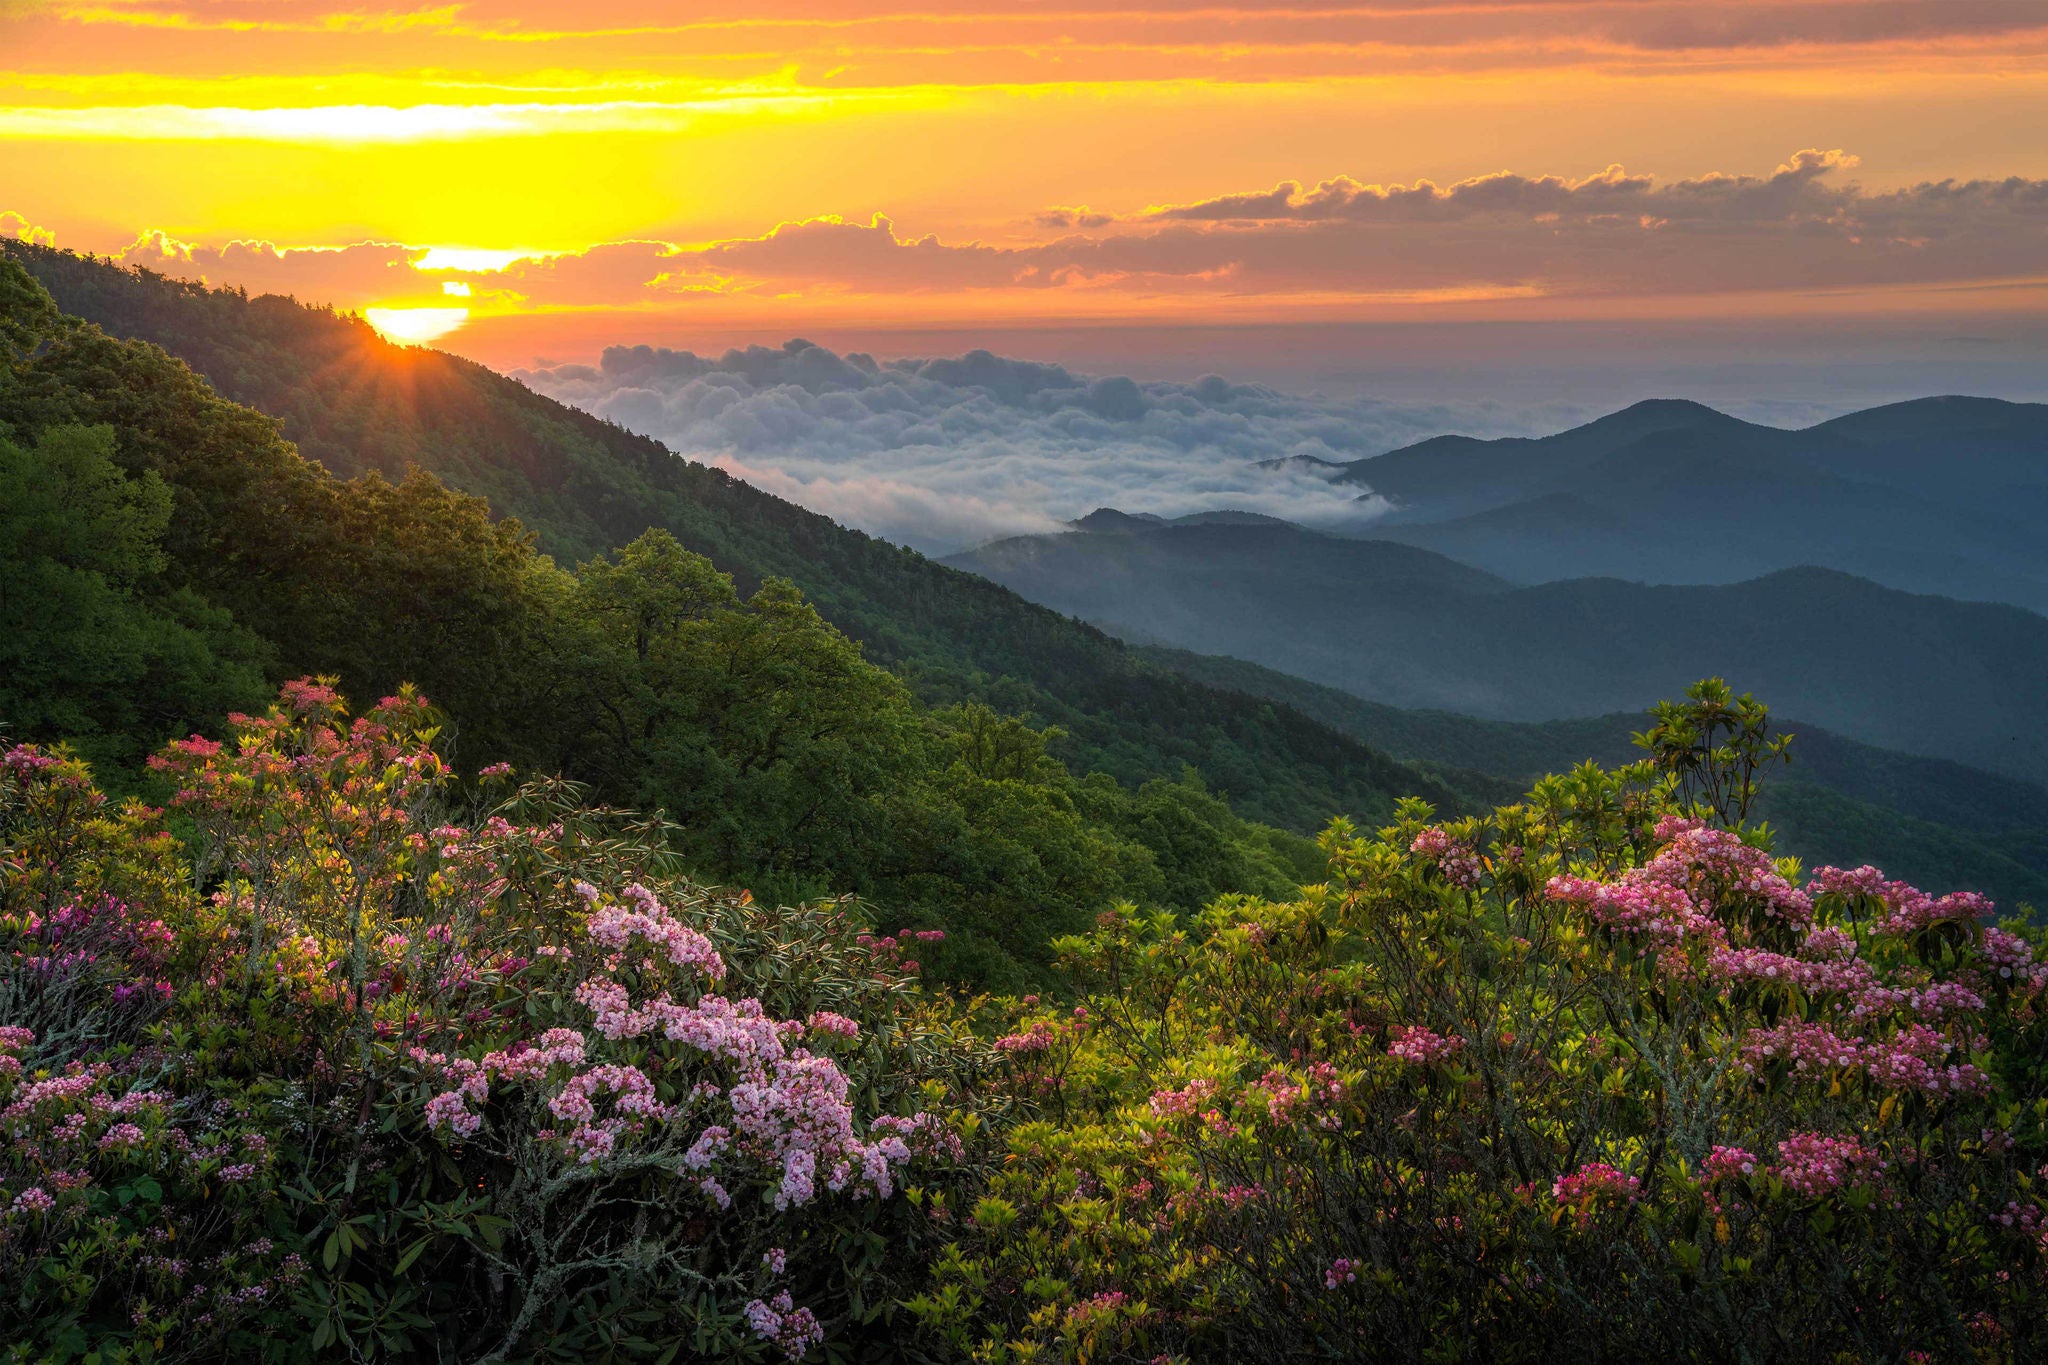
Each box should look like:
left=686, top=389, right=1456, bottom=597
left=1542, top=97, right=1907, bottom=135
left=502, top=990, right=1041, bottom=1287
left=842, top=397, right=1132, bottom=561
left=363, top=306, right=469, bottom=345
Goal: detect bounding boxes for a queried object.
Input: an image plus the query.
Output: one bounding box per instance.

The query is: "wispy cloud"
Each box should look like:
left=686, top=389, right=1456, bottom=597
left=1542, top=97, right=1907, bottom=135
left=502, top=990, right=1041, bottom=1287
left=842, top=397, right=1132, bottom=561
left=19, top=147, right=2048, bottom=329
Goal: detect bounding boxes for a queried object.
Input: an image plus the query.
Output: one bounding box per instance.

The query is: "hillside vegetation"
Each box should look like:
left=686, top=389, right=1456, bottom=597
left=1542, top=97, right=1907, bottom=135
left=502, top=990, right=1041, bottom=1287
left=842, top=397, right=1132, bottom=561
left=0, top=256, right=1368, bottom=987
left=1, top=240, right=1458, bottom=837
left=1143, top=645, right=2048, bottom=913
left=3, top=679, right=2042, bottom=1361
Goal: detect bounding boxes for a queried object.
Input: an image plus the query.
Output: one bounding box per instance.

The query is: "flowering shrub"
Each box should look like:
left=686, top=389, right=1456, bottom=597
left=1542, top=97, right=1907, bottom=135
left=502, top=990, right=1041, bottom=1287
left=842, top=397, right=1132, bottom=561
left=2, top=681, right=992, bottom=1361
left=911, top=687, right=2048, bottom=1362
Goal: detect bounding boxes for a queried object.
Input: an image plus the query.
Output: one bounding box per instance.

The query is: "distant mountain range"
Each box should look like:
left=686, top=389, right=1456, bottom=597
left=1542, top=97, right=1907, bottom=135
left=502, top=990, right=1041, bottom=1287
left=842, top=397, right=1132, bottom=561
left=1272, top=396, right=2048, bottom=611
left=946, top=517, right=2048, bottom=781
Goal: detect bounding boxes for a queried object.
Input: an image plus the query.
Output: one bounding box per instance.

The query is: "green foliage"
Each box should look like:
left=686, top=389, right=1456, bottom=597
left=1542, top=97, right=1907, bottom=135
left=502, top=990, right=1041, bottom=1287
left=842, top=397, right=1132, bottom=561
left=1633, top=677, right=1791, bottom=826
left=0, top=422, right=270, bottom=774
left=915, top=693, right=2048, bottom=1362
left=0, top=256, right=1325, bottom=987
left=3, top=239, right=1469, bottom=835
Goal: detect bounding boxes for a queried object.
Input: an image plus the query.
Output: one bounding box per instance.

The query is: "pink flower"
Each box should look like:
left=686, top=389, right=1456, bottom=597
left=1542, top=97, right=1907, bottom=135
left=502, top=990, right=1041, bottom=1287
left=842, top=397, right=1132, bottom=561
left=803, top=1011, right=860, bottom=1041
left=583, top=884, right=725, bottom=981
left=744, top=1291, right=824, bottom=1360
left=994, top=1021, right=1059, bottom=1054
left=1387, top=1025, right=1464, bottom=1066
left=1773, top=1132, right=1888, bottom=1199
left=1149, top=1078, right=1221, bottom=1119
left=1324, top=1257, right=1360, bottom=1290
left=1411, top=827, right=1482, bottom=890
left=10, top=1188, right=56, bottom=1214
left=1703, top=1146, right=1759, bottom=1181
left=1552, top=1163, right=1641, bottom=1225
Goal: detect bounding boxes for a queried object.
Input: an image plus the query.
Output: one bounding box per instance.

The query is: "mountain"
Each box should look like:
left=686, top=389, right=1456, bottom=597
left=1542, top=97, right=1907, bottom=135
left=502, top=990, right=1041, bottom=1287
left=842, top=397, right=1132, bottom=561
left=1139, top=645, right=2048, bottom=914
left=1324, top=396, right=2048, bottom=610
left=1, top=239, right=1464, bottom=833
left=945, top=517, right=2048, bottom=781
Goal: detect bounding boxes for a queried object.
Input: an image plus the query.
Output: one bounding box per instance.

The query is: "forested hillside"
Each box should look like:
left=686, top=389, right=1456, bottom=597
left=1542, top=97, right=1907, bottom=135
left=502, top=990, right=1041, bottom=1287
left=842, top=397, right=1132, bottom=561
left=2, top=240, right=1452, bottom=835
left=1144, top=644, right=2048, bottom=912
left=1, top=255, right=1412, bottom=985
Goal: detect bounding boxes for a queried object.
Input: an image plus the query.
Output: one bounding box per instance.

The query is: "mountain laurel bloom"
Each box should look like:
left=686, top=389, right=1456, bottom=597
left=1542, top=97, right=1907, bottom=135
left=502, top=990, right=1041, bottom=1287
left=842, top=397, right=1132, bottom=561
left=1773, top=1133, right=1889, bottom=1199
left=744, top=1291, right=824, bottom=1361
left=1387, top=1025, right=1464, bottom=1066
left=1411, top=827, right=1482, bottom=890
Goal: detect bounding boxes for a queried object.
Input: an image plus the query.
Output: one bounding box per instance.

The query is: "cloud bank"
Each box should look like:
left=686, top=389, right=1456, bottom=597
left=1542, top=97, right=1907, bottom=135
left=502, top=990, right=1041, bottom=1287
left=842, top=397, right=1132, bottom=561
left=516, top=341, right=1531, bottom=553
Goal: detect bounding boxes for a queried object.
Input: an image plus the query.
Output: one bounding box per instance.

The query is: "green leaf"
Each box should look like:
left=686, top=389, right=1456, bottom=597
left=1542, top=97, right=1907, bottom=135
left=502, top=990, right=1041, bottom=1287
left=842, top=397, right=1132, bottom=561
left=393, top=1237, right=430, bottom=1277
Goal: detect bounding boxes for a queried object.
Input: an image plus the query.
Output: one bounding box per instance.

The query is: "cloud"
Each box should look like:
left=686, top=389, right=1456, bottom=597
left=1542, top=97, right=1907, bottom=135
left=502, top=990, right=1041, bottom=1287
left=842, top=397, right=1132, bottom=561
left=1, top=211, right=56, bottom=246
left=510, top=339, right=1562, bottom=552
left=114, top=231, right=431, bottom=305
left=486, top=149, right=2048, bottom=308
left=63, top=148, right=2048, bottom=326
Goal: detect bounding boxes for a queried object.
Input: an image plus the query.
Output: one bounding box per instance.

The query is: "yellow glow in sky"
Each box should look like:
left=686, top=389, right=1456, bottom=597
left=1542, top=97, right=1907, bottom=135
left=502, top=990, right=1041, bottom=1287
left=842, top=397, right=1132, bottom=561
left=3, top=0, right=2046, bottom=359
left=363, top=306, right=470, bottom=344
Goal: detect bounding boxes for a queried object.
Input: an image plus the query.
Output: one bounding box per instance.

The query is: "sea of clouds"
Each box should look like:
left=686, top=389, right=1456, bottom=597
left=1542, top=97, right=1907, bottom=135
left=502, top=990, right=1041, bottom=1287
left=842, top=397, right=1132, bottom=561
left=516, top=340, right=1564, bottom=553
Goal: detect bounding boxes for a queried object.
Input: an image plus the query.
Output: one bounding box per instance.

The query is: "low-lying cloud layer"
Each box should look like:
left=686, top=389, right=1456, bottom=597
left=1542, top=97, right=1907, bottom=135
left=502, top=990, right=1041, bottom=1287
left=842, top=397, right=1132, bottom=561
left=517, top=341, right=1533, bottom=553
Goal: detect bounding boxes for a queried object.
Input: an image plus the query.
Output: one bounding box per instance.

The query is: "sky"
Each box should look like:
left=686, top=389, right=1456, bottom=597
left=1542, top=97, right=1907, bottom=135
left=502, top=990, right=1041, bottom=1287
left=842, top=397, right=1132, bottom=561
left=4, top=1, right=2048, bottom=432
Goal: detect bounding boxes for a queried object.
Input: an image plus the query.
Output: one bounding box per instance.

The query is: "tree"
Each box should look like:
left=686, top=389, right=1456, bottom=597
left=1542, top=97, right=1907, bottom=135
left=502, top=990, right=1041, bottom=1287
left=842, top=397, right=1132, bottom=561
left=0, top=424, right=269, bottom=773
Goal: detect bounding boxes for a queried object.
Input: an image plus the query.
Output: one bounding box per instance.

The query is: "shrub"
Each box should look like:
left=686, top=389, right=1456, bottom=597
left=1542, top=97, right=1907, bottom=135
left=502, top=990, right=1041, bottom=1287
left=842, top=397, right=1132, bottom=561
left=914, top=688, right=2048, bottom=1362
left=2, top=683, right=992, bottom=1362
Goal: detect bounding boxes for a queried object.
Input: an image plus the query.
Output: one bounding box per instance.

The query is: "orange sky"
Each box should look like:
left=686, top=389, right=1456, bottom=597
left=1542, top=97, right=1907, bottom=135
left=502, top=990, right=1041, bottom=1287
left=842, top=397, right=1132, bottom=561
left=4, top=0, right=2048, bottom=363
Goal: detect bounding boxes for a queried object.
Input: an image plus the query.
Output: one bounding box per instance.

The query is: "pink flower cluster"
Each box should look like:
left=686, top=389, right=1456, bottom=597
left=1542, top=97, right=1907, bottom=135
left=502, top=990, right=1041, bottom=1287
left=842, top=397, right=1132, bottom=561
left=1546, top=873, right=1711, bottom=944
left=1981, top=927, right=2044, bottom=986
left=1411, top=828, right=1482, bottom=890
left=744, top=1291, right=823, bottom=1361
left=993, top=1021, right=1059, bottom=1054
left=1551, top=819, right=1813, bottom=946
left=803, top=1011, right=860, bottom=1041
left=1738, top=1021, right=1990, bottom=1096
left=1772, top=1132, right=1888, bottom=1199
left=1702, top=1145, right=1759, bottom=1181
left=1066, top=1290, right=1128, bottom=1326
left=419, top=1028, right=590, bottom=1139
left=1324, top=1257, right=1361, bottom=1290
left=1808, top=866, right=1993, bottom=937
left=1551, top=1162, right=1641, bottom=1222
left=0, top=1026, right=30, bottom=1079
left=419, top=878, right=946, bottom=1219
left=583, top=883, right=726, bottom=981
left=1148, top=1077, right=1221, bottom=1119
left=1386, top=1025, right=1464, bottom=1066
left=9, top=1187, right=56, bottom=1214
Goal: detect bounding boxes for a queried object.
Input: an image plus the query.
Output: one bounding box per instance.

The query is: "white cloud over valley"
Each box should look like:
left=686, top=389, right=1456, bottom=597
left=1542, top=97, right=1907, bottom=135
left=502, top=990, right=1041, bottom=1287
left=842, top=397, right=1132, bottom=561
left=515, top=341, right=1523, bottom=553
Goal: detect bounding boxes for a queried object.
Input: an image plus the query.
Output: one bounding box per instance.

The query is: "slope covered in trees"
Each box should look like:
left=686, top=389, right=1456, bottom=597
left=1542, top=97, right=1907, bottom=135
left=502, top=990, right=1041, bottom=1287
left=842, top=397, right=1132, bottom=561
left=1, top=239, right=1453, bottom=836
left=1144, top=644, right=2048, bottom=913
left=0, top=255, right=1395, bottom=985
